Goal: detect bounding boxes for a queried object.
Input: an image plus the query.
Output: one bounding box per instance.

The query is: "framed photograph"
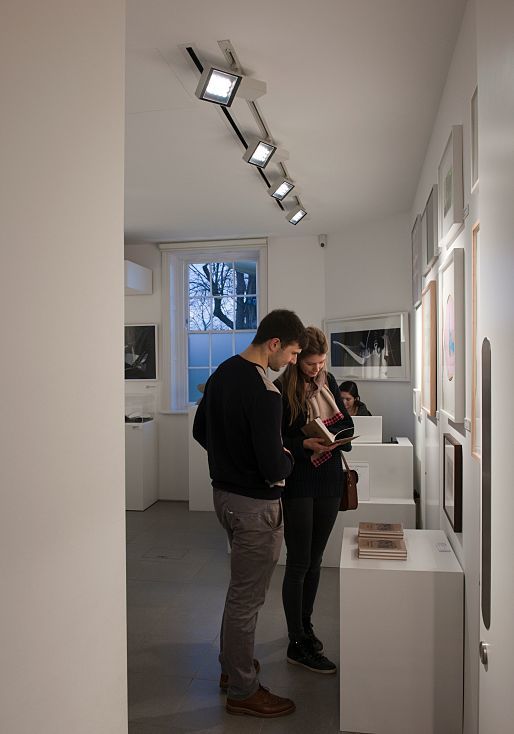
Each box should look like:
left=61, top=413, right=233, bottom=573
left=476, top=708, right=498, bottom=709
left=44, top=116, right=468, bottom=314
left=422, top=185, right=439, bottom=274
left=471, top=87, right=479, bottom=192
left=471, top=221, right=481, bottom=459
left=421, top=280, right=437, bottom=416
left=439, top=248, right=465, bottom=422
left=125, top=324, right=158, bottom=380
left=443, top=433, right=463, bottom=532
left=411, top=214, right=422, bottom=306
left=438, top=125, right=464, bottom=246
left=324, top=312, right=410, bottom=382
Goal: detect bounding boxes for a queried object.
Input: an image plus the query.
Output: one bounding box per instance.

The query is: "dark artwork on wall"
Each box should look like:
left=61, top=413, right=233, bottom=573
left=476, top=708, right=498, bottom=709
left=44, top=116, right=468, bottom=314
left=330, top=327, right=402, bottom=369
left=125, top=324, right=157, bottom=380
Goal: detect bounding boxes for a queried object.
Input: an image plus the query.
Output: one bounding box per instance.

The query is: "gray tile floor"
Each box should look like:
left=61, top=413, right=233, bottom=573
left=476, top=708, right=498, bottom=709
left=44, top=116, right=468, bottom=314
left=126, top=501, right=345, bottom=733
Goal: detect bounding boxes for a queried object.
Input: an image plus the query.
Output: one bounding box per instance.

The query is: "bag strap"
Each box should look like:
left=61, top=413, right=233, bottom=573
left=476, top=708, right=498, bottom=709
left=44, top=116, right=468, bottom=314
left=341, top=452, right=351, bottom=472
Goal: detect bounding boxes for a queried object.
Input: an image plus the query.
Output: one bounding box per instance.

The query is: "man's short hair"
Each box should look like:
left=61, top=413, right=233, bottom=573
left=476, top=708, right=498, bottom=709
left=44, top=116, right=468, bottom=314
left=252, top=309, right=308, bottom=349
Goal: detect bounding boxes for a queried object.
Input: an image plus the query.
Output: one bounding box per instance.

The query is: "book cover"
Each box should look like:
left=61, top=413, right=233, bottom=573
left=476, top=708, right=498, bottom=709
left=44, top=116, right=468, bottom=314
left=358, top=538, right=407, bottom=555
left=358, top=522, right=404, bottom=537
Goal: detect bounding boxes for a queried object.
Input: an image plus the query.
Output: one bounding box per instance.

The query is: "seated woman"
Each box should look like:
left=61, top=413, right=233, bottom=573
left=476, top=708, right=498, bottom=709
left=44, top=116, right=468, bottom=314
left=338, top=380, right=372, bottom=416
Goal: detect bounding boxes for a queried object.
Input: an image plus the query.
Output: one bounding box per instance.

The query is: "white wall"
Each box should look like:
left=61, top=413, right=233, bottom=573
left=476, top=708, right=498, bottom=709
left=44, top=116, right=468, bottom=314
left=0, top=3, right=127, bottom=734
left=325, top=214, right=414, bottom=443
left=410, top=3, right=479, bottom=732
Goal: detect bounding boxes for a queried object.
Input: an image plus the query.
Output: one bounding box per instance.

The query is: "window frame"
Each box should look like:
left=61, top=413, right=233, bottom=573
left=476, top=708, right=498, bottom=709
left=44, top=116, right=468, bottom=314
left=160, top=239, right=268, bottom=412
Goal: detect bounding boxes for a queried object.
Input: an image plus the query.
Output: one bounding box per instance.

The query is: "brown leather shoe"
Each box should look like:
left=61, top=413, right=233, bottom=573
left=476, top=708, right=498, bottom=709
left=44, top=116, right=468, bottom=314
left=226, top=685, right=295, bottom=717
left=219, top=658, right=260, bottom=691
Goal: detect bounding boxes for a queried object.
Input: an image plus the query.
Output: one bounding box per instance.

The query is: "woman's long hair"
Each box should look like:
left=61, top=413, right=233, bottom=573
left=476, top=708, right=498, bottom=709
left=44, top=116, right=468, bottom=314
left=278, top=326, right=328, bottom=425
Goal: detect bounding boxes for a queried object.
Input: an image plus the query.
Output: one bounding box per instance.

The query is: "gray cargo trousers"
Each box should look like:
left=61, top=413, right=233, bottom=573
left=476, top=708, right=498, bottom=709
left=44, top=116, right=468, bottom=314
left=213, top=489, right=284, bottom=699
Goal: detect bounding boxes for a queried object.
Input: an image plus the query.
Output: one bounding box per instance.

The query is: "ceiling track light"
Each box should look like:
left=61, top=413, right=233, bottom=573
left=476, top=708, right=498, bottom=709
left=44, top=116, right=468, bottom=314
left=186, top=43, right=306, bottom=219
left=287, top=205, right=308, bottom=225
left=195, top=66, right=242, bottom=107
left=268, top=178, right=295, bottom=201
left=243, top=138, right=277, bottom=169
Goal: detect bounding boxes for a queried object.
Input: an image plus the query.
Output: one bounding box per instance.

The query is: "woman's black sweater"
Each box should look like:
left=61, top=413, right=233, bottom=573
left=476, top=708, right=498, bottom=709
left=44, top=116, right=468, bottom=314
left=275, top=372, right=354, bottom=499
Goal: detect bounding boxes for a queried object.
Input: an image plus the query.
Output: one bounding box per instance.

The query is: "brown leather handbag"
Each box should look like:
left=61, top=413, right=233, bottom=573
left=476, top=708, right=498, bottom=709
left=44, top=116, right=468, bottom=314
left=340, top=452, right=358, bottom=511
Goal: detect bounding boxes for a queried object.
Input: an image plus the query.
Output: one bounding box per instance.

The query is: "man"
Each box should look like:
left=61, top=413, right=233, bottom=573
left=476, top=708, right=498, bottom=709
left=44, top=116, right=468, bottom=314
left=193, top=309, right=307, bottom=718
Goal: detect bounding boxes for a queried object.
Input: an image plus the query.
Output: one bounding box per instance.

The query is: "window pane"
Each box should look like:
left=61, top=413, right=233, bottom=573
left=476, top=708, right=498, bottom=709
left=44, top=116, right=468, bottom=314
left=234, top=296, right=257, bottom=329
left=235, top=261, right=257, bottom=295
left=211, top=333, right=233, bottom=366
left=188, top=368, right=210, bottom=403
left=188, top=262, right=211, bottom=296
left=212, top=297, right=234, bottom=330
left=235, top=331, right=255, bottom=352
left=210, top=261, right=234, bottom=297
left=188, top=333, right=209, bottom=367
left=189, top=298, right=212, bottom=330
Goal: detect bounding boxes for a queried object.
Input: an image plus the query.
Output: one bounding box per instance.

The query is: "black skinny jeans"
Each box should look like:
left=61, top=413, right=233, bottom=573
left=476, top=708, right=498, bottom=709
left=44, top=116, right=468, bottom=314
left=282, top=495, right=341, bottom=639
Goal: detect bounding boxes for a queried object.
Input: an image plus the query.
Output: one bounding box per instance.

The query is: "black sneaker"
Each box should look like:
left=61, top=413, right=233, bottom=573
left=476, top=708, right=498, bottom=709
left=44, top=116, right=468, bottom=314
left=303, top=622, right=324, bottom=653
left=287, top=638, right=336, bottom=674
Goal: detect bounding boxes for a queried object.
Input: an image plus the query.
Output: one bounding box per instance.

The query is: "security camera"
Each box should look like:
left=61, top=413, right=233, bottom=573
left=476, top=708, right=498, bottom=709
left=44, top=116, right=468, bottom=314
left=318, top=234, right=327, bottom=248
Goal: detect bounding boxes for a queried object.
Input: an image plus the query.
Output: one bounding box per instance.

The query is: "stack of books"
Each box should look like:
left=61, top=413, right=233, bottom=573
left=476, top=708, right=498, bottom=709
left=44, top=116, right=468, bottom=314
left=357, top=522, right=407, bottom=560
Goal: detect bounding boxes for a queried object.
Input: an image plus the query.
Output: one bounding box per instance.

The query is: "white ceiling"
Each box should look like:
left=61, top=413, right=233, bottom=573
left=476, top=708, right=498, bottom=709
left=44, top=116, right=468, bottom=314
left=125, top=0, right=466, bottom=243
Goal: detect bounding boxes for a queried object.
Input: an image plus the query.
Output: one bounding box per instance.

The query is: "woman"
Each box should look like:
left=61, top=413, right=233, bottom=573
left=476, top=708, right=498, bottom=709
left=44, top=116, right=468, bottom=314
left=338, top=380, right=372, bottom=416
left=275, top=327, right=354, bottom=674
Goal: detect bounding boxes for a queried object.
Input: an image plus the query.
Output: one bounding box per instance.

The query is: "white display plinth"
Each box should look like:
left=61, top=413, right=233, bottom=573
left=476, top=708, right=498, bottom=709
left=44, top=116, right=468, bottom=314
left=125, top=420, right=158, bottom=511
left=339, top=528, right=463, bottom=734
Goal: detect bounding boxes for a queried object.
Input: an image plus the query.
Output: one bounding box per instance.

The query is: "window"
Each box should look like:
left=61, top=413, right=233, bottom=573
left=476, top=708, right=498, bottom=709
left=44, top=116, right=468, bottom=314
left=161, top=240, right=267, bottom=411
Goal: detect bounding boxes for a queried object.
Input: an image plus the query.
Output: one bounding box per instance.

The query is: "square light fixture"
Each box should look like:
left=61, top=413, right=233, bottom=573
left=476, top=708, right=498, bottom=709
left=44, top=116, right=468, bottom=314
left=195, top=66, right=242, bottom=107
left=268, top=179, right=295, bottom=200
left=287, top=206, right=307, bottom=225
left=243, top=139, right=277, bottom=168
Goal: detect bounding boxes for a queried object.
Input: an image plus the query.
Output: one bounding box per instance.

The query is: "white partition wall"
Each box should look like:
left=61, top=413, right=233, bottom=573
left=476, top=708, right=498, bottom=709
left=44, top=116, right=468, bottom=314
left=0, top=3, right=127, bottom=734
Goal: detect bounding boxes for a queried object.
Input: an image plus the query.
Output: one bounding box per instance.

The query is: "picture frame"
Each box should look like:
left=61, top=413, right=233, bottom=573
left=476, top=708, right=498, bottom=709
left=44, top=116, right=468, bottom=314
left=471, top=87, right=479, bottom=192
left=125, top=324, right=158, bottom=380
left=421, top=280, right=437, bottom=416
left=443, top=433, right=463, bottom=532
left=324, top=312, right=410, bottom=382
left=422, top=185, right=439, bottom=275
left=439, top=248, right=465, bottom=422
left=471, top=221, right=481, bottom=459
left=438, top=125, right=464, bottom=247
left=411, top=214, right=422, bottom=307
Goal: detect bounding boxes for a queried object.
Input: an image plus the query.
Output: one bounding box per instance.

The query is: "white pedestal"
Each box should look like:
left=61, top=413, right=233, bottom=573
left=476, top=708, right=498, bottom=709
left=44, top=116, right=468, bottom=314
left=339, top=528, right=464, bottom=734
left=125, top=420, right=158, bottom=511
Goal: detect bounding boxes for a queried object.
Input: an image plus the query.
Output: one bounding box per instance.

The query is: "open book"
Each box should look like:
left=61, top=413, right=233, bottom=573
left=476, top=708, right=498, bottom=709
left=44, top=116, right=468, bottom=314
left=301, top=418, right=356, bottom=447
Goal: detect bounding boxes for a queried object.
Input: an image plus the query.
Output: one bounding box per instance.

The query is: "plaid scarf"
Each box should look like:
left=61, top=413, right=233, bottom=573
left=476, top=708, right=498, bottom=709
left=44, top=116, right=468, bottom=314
left=304, top=370, right=345, bottom=467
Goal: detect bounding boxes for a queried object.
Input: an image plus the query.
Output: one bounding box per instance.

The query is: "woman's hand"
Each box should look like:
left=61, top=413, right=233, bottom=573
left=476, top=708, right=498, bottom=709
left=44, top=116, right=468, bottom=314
left=303, top=437, right=332, bottom=453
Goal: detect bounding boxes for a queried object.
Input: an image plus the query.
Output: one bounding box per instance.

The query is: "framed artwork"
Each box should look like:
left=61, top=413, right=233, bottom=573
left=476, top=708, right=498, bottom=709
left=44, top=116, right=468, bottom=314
left=439, top=248, right=465, bottom=422
left=422, top=185, right=439, bottom=274
left=421, top=280, right=437, bottom=416
left=125, top=324, right=158, bottom=380
left=471, top=87, right=479, bottom=192
left=324, top=312, right=410, bottom=382
left=411, top=214, right=422, bottom=306
left=471, top=221, right=481, bottom=459
left=443, top=433, right=463, bottom=532
left=438, top=125, right=464, bottom=246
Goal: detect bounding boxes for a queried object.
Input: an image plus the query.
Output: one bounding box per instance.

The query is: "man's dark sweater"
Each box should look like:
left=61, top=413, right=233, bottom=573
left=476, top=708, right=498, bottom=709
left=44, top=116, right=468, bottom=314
left=193, top=355, right=294, bottom=500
